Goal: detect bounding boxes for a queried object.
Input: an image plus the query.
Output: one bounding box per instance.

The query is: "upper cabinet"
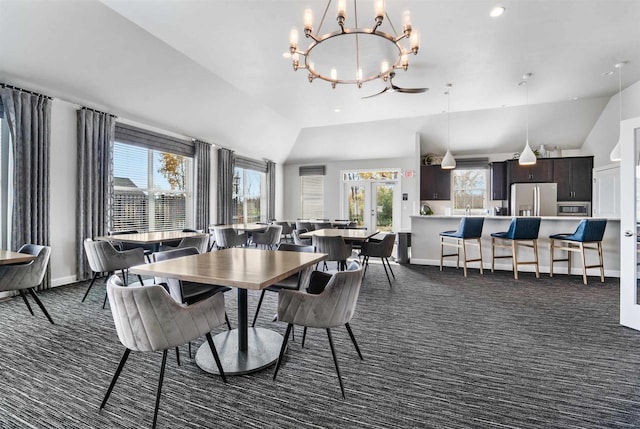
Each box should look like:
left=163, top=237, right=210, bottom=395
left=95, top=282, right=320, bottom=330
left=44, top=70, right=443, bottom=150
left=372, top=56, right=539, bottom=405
left=507, top=158, right=554, bottom=183
left=490, top=161, right=507, bottom=200
left=420, top=165, right=451, bottom=200
left=553, top=156, right=593, bottom=201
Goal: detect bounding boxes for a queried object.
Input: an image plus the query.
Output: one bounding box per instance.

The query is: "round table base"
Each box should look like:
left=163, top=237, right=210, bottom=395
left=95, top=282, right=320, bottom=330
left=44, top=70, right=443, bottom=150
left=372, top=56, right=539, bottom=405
left=195, top=327, right=283, bottom=375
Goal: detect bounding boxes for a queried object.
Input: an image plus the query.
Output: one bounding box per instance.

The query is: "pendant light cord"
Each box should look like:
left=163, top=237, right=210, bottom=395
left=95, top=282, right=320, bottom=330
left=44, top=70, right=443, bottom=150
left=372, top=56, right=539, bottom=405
left=619, top=64, right=622, bottom=124
left=447, top=86, right=451, bottom=151
left=525, top=80, right=529, bottom=143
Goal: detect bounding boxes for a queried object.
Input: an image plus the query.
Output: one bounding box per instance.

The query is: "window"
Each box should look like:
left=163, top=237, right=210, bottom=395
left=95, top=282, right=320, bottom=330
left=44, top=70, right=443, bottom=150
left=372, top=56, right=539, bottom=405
left=112, top=142, right=193, bottom=232
left=452, top=168, right=488, bottom=214
left=300, top=165, right=325, bottom=219
left=232, top=166, right=266, bottom=224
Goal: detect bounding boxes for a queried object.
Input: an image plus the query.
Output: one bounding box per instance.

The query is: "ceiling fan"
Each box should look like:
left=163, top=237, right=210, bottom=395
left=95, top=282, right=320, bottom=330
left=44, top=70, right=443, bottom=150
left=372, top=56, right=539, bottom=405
left=362, top=72, right=429, bottom=99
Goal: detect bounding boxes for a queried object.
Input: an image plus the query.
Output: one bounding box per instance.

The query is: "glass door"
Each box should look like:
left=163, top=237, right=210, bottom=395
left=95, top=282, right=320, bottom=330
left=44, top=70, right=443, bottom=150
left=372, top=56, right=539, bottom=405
left=372, top=182, right=394, bottom=232
left=343, top=180, right=398, bottom=232
left=620, top=118, right=640, bottom=329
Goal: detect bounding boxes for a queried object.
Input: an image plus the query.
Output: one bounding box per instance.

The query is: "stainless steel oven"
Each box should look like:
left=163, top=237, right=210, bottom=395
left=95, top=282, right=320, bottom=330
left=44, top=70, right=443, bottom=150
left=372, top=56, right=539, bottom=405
left=557, top=202, right=591, bottom=217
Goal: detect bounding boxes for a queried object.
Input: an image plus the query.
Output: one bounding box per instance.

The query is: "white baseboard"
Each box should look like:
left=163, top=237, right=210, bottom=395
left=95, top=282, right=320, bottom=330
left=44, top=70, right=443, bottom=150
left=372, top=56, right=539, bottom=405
left=51, top=275, right=78, bottom=288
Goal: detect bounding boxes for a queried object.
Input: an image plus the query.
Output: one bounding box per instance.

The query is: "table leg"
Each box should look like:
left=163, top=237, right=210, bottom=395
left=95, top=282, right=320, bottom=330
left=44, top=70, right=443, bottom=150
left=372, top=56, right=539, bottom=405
left=238, top=289, right=248, bottom=352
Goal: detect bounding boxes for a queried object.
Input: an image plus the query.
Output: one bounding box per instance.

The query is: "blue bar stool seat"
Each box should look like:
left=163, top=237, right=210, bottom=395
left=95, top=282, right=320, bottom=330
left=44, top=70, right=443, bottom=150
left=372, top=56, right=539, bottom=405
left=549, top=219, right=607, bottom=285
left=439, top=217, right=485, bottom=277
left=491, top=217, right=541, bottom=279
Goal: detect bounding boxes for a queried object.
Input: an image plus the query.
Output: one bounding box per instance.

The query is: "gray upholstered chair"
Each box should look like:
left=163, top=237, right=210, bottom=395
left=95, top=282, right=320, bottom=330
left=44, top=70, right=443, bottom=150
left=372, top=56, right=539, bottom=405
left=108, top=230, right=155, bottom=262
left=313, top=222, right=333, bottom=230
left=273, top=221, right=293, bottom=242
left=359, top=233, right=396, bottom=287
left=82, top=238, right=145, bottom=308
left=158, top=234, right=209, bottom=254
left=101, top=275, right=227, bottom=429
left=292, top=229, right=312, bottom=246
left=313, top=235, right=353, bottom=271
left=0, top=244, right=53, bottom=324
left=252, top=224, right=283, bottom=249
left=273, top=265, right=365, bottom=399
left=213, top=227, right=248, bottom=249
left=295, top=221, right=314, bottom=231
left=251, top=243, right=315, bottom=327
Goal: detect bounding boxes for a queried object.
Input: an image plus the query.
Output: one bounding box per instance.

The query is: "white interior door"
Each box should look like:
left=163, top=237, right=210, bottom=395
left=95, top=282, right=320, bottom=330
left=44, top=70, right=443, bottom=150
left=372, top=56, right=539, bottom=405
left=619, top=117, right=640, bottom=330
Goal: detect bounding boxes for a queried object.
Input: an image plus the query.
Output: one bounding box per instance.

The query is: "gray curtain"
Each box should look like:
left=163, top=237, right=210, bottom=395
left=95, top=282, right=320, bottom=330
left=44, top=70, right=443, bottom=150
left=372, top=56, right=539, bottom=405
left=194, top=140, right=211, bottom=230
left=216, top=147, right=234, bottom=224
left=0, top=87, right=52, bottom=289
left=76, top=109, right=115, bottom=281
left=266, top=160, right=276, bottom=221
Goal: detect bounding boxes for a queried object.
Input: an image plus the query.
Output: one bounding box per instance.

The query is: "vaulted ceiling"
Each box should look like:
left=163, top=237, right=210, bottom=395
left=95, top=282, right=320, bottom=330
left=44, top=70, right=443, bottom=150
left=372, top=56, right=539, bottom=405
left=1, top=0, right=639, bottom=163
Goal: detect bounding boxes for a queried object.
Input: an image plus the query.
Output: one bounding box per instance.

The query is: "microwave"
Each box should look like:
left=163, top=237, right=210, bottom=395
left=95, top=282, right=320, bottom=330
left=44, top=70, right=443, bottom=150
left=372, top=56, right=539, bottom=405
left=557, top=202, right=591, bottom=217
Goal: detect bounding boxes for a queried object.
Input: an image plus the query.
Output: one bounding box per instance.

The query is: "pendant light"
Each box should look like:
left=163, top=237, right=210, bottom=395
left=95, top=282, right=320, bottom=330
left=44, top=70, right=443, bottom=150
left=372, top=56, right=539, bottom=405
left=441, top=83, right=456, bottom=169
left=609, top=61, right=626, bottom=162
left=518, top=73, right=537, bottom=165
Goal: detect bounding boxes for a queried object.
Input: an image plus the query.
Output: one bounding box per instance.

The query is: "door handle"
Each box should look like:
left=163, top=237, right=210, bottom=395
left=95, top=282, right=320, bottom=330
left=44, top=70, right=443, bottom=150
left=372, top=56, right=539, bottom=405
left=624, top=230, right=634, bottom=237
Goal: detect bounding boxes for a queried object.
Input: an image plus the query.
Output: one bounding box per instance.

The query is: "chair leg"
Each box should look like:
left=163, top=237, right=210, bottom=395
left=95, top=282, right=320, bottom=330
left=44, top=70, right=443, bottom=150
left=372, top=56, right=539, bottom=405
left=533, top=239, right=540, bottom=278
left=477, top=238, right=484, bottom=275
left=380, top=257, right=392, bottom=287
left=273, top=323, right=293, bottom=381
left=252, top=290, right=267, bottom=327
left=362, top=256, right=369, bottom=278
left=512, top=240, right=518, bottom=280
left=491, top=238, right=496, bottom=272
left=102, top=292, right=109, bottom=310
left=82, top=273, right=99, bottom=302
left=326, top=328, right=345, bottom=399
left=152, top=350, right=168, bottom=429
left=385, top=257, right=395, bottom=279
left=345, top=323, right=363, bottom=360
left=27, top=288, right=54, bottom=324
left=549, top=239, right=555, bottom=278
left=205, top=333, right=228, bottom=384
left=188, top=342, right=192, bottom=359
left=439, top=237, right=444, bottom=271
left=137, top=275, right=144, bottom=286
left=580, top=242, right=588, bottom=285
left=175, top=347, right=181, bottom=366
left=598, top=242, right=605, bottom=282
left=101, top=348, right=131, bottom=409
left=302, top=326, right=308, bottom=348
left=462, top=239, right=468, bottom=277
left=18, top=289, right=34, bottom=315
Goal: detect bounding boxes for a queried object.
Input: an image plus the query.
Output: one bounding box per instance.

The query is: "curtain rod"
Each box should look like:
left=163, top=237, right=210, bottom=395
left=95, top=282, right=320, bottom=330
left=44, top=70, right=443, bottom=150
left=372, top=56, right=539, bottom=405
left=0, top=83, right=53, bottom=100
left=81, top=106, right=117, bottom=119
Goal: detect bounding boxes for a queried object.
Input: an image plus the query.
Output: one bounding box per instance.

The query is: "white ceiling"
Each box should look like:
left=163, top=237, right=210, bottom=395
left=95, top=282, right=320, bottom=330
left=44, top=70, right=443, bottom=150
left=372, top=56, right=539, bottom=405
left=1, top=0, right=639, bottom=163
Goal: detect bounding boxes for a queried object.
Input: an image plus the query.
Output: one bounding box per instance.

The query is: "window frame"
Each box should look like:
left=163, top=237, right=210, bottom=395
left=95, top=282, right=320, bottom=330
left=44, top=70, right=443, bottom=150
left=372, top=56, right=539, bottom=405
left=451, top=167, right=489, bottom=215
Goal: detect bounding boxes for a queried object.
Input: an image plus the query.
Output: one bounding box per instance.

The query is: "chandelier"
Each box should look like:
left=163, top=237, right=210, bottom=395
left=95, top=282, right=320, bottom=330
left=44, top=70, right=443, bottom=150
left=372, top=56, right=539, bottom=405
left=288, top=0, right=420, bottom=88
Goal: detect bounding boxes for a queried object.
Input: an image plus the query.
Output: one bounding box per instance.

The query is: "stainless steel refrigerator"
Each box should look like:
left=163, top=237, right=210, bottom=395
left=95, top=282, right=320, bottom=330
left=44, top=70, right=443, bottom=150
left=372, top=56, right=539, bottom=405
left=510, top=183, right=558, bottom=216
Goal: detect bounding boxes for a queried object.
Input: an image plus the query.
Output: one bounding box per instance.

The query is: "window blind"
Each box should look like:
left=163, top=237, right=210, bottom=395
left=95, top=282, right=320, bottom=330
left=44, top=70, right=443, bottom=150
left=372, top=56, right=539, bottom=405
left=235, top=155, right=267, bottom=173
left=301, top=175, right=324, bottom=219
left=300, top=165, right=326, bottom=176
left=454, top=158, right=490, bottom=170
left=115, top=123, right=194, bottom=157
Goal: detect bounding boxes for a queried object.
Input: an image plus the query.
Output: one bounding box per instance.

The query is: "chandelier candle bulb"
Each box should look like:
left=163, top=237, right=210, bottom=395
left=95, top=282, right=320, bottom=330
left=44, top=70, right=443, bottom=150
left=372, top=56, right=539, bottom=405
left=303, top=9, right=313, bottom=34
left=381, top=60, right=389, bottom=77
left=337, top=0, right=347, bottom=22
left=375, top=0, right=385, bottom=21
left=401, top=54, right=409, bottom=70
left=289, top=28, right=298, bottom=52
left=331, top=68, right=338, bottom=81
left=410, top=29, right=420, bottom=53
left=403, top=11, right=412, bottom=35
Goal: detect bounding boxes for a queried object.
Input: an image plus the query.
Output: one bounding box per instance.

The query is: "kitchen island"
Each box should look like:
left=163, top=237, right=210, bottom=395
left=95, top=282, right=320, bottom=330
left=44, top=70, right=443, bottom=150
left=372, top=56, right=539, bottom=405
left=410, top=215, right=620, bottom=277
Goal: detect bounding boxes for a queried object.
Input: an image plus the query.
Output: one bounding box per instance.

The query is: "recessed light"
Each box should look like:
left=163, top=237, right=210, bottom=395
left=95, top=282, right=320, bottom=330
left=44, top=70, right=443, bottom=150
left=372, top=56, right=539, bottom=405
left=490, top=6, right=505, bottom=17
left=601, top=71, right=614, bottom=77
left=333, top=108, right=341, bottom=113
left=568, top=96, right=579, bottom=101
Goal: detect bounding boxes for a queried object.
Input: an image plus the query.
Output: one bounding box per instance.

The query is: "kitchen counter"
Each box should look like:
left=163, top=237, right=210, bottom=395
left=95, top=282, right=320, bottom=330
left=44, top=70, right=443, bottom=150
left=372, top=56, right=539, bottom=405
left=410, top=215, right=620, bottom=276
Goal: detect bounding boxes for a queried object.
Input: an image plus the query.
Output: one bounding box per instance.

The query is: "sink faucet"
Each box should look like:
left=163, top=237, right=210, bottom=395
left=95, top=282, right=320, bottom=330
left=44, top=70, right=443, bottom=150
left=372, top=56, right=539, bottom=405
left=465, top=205, right=471, bottom=214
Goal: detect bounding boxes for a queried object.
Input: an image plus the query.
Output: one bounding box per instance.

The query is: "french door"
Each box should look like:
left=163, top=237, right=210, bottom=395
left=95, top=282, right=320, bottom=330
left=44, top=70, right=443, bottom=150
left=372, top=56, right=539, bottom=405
left=619, top=117, right=640, bottom=330
left=343, top=180, right=399, bottom=232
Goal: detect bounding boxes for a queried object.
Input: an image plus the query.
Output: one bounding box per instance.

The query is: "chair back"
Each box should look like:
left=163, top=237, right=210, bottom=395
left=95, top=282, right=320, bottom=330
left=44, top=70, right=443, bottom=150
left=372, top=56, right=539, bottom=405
left=83, top=238, right=144, bottom=273
left=459, top=217, right=485, bottom=239
left=505, top=217, right=541, bottom=240
left=0, top=244, right=51, bottom=292
left=573, top=219, right=607, bottom=242
left=277, top=265, right=364, bottom=328
left=313, top=235, right=352, bottom=261
left=214, top=227, right=247, bottom=248
left=106, top=275, right=226, bottom=352
left=177, top=235, right=209, bottom=254
left=293, top=229, right=312, bottom=246
left=277, top=243, right=315, bottom=253
left=313, top=222, right=333, bottom=230
left=273, top=221, right=293, bottom=235
left=296, top=221, right=314, bottom=231
left=153, top=246, right=200, bottom=302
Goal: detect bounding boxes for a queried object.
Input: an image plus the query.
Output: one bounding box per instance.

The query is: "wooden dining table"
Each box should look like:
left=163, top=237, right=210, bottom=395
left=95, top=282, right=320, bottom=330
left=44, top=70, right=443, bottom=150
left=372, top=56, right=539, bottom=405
left=97, top=230, right=206, bottom=245
left=130, top=247, right=327, bottom=375
left=0, top=250, right=36, bottom=265
left=212, top=223, right=269, bottom=232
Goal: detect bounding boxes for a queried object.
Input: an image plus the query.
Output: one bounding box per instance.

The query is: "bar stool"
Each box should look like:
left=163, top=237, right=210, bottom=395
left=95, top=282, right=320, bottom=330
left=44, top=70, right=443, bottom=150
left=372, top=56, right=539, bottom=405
left=439, top=217, right=485, bottom=277
left=549, top=219, right=607, bottom=285
left=491, top=217, right=541, bottom=279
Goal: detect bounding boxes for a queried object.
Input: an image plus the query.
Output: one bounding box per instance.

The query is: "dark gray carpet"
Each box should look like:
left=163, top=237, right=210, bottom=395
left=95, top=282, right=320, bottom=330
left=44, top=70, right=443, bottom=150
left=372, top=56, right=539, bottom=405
left=1, top=262, right=639, bottom=429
